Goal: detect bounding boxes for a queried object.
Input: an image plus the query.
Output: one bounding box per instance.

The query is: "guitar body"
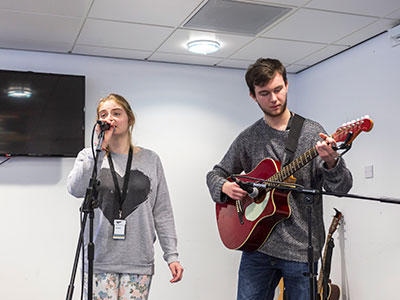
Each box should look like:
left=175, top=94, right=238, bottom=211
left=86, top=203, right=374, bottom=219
left=329, top=283, right=340, bottom=300
left=216, top=158, right=293, bottom=251
left=318, top=282, right=340, bottom=300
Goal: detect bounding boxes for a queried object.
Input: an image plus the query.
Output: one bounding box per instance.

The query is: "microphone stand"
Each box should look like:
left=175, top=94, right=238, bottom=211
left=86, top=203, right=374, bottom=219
left=251, top=181, right=400, bottom=300
left=66, top=130, right=105, bottom=300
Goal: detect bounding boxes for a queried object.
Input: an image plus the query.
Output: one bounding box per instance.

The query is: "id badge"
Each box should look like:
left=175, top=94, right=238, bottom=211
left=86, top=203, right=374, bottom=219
left=113, top=219, right=126, bottom=240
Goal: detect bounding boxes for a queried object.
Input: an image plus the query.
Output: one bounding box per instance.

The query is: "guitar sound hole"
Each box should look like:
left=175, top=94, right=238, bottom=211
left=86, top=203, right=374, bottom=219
left=253, top=189, right=267, bottom=203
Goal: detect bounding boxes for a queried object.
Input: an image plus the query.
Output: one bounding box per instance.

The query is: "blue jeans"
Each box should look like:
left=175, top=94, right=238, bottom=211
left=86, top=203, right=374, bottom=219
left=237, top=251, right=317, bottom=300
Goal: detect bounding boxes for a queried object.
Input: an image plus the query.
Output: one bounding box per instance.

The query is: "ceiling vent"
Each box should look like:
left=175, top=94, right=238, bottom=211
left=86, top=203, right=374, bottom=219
left=183, top=0, right=292, bottom=36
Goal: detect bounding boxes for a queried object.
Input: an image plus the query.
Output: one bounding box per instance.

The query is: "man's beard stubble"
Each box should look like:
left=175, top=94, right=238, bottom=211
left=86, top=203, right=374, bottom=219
left=256, top=96, right=288, bottom=118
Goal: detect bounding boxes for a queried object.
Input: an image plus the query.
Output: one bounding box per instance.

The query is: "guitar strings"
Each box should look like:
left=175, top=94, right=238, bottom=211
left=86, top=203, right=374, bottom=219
left=233, top=174, right=305, bottom=189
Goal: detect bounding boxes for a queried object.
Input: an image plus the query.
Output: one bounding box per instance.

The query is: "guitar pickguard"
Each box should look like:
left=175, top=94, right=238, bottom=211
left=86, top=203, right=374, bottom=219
left=245, top=191, right=271, bottom=221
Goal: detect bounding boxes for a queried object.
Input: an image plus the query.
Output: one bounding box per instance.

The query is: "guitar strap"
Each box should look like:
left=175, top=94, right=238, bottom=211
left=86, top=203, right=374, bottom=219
left=283, top=113, right=305, bottom=166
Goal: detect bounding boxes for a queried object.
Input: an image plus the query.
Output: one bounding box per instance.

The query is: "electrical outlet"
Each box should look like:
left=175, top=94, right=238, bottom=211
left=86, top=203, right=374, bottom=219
left=364, top=165, right=374, bottom=179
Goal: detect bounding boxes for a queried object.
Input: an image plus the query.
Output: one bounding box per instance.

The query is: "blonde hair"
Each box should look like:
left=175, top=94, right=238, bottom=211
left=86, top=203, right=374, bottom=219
left=97, top=93, right=138, bottom=152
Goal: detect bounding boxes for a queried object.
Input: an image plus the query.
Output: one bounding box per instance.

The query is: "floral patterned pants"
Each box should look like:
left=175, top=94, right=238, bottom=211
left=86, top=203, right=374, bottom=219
left=84, top=273, right=152, bottom=300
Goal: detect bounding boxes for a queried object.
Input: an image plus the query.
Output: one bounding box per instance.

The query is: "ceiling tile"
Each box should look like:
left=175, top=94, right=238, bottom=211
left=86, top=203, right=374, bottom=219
left=286, top=64, right=309, bottom=73
left=262, top=8, right=377, bottom=44
left=0, top=0, right=397, bottom=71
left=337, top=19, right=399, bottom=45
left=294, top=44, right=349, bottom=65
left=216, top=58, right=254, bottom=69
left=89, top=0, right=203, bottom=27
left=72, top=45, right=152, bottom=60
left=306, top=0, right=400, bottom=18
left=148, top=52, right=222, bottom=66
left=77, top=19, right=174, bottom=51
left=248, top=0, right=311, bottom=7
left=157, top=29, right=253, bottom=57
left=230, top=37, right=325, bottom=64
left=386, top=8, right=400, bottom=19
left=0, top=10, right=83, bottom=51
left=0, top=39, right=74, bottom=53
left=0, top=0, right=92, bottom=17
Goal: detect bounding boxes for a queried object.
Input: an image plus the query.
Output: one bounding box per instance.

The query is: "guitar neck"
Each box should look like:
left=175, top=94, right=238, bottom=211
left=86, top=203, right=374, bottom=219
left=269, top=116, right=373, bottom=183
left=317, top=231, right=334, bottom=293
left=317, top=209, right=342, bottom=294
left=271, top=146, right=319, bottom=183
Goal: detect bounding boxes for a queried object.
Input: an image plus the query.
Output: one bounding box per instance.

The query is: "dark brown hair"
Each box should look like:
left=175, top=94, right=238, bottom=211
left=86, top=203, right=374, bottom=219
left=245, top=58, right=288, bottom=97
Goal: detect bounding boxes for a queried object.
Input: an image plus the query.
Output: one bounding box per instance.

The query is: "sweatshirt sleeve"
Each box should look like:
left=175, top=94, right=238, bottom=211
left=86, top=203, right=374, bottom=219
left=206, top=134, right=245, bottom=203
left=152, top=155, right=179, bottom=264
left=309, top=120, right=353, bottom=194
left=321, top=156, right=353, bottom=194
left=67, top=148, right=106, bottom=198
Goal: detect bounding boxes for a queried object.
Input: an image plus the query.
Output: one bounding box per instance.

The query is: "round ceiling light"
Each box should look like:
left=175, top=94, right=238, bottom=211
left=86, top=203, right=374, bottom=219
left=186, top=40, right=221, bottom=55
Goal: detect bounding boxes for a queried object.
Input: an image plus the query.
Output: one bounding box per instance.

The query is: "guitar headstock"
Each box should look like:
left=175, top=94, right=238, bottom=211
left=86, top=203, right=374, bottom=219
left=332, top=116, right=373, bottom=144
left=328, top=208, right=343, bottom=235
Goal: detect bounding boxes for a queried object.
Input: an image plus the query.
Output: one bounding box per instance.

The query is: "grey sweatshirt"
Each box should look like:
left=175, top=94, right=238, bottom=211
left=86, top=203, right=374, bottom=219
left=206, top=117, right=353, bottom=262
left=67, top=147, right=179, bottom=275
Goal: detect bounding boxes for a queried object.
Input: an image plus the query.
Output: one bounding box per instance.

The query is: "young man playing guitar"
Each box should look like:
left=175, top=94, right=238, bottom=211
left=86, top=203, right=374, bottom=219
left=206, top=58, right=353, bottom=300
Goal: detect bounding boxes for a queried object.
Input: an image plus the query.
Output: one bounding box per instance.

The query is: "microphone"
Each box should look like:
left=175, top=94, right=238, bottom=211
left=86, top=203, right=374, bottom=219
left=97, top=120, right=111, bottom=131
left=232, top=176, right=259, bottom=198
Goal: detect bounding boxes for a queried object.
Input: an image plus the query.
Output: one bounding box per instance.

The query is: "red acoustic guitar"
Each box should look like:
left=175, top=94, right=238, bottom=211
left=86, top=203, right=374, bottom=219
left=216, top=117, right=373, bottom=251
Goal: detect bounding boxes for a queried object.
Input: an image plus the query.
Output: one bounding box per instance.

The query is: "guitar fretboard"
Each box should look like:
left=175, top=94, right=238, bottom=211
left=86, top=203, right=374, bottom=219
left=268, top=146, right=319, bottom=183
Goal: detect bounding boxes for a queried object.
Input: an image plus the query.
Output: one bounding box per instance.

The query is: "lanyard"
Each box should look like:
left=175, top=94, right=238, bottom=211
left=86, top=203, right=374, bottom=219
left=107, top=147, right=133, bottom=219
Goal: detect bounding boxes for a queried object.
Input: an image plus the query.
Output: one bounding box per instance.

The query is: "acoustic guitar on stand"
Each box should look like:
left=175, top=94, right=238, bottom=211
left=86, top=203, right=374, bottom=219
left=216, top=117, right=373, bottom=251
left=317, top=208, right=342, bottom=300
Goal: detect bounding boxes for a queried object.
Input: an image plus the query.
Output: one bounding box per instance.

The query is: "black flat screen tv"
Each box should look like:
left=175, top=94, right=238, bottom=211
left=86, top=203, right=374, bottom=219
left=0, top=70, right=85, bottom=157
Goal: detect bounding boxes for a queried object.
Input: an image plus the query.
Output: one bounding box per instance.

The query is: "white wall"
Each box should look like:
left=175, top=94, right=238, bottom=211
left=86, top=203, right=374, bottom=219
left=1, top=30, right=399, bottom=300
left=0, top=49, right=264, bottom=300
left=290, top=32, right=400, bottom=299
